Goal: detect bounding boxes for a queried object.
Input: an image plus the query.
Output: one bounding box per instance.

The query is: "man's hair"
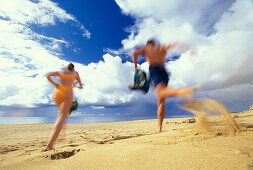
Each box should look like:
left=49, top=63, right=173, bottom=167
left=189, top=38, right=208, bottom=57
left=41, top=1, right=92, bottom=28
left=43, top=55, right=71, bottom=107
left=146, top=39, right=156, bottom=45
left=67, top=63, right=75, bottom=71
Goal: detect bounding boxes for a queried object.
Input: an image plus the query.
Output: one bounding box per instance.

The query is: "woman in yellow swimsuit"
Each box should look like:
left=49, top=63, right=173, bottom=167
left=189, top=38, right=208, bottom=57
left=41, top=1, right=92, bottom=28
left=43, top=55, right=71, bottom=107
left=45, top=63, right=83, bottom=150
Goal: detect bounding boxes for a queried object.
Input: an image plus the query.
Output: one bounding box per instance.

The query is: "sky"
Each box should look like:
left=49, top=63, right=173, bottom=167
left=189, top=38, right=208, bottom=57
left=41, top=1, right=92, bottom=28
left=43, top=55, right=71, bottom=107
left=0, top=0, right=253, bottom=119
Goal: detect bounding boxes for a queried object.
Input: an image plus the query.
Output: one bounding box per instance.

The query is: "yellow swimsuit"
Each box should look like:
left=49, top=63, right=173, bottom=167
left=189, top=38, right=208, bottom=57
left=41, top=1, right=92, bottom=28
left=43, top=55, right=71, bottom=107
left=54, top=73, right=76, bottom=106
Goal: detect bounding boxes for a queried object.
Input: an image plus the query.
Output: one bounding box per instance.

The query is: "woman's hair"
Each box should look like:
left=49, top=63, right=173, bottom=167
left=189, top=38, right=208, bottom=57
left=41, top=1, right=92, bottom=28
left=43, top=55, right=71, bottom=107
left=67, top=63, right=75, bottom=71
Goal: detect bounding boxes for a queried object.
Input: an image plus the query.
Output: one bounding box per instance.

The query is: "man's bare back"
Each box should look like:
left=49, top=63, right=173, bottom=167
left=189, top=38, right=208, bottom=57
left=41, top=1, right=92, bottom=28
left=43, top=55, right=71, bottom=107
left=144, top=44, right=167, bottom=66
left=133, top=41, right=175, bottom=69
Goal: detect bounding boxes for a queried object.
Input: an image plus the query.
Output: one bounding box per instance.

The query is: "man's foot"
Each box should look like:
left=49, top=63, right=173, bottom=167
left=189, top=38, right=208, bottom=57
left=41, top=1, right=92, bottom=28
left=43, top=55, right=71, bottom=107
left=157, top=127, right=162, bottom=133
left=179, top=87, right=196, bottom=100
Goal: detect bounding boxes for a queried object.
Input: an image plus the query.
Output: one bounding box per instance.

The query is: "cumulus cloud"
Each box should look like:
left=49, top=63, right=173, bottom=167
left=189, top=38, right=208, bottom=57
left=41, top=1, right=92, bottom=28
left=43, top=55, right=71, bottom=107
left=115, top=0, right=253, bottom=106
left=116, top=0, right=235, bottom=44
left=73, top=54, right=154, bottom=106
left=0, top=23, right=67, bottom=106
left=1, top=0, right=252, bottom=113
left=0, top=0, right=90, bottom=38
left=0, top=0, right=151, bottom=108
left=0, top=0, right=73, bottom=25
left=168, top=0, right=253, bottom=89
left=0, top=0, right=91, bottom=107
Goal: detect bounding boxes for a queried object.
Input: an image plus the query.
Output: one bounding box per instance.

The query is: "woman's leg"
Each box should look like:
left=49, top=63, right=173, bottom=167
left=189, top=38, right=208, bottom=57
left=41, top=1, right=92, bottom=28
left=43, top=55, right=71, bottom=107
left=46, top=95, right=72, bottom=150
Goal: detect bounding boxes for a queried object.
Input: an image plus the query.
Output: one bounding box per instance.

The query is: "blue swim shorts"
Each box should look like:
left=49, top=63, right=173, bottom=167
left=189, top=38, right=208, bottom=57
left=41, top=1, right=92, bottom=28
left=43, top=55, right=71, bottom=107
left=149, top=66, right=170, bottom=87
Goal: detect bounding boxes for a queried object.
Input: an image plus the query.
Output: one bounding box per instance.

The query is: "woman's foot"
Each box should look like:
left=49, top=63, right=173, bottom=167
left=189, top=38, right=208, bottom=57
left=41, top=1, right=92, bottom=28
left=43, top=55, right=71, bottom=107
left=42, top=144, right=54, bottom=152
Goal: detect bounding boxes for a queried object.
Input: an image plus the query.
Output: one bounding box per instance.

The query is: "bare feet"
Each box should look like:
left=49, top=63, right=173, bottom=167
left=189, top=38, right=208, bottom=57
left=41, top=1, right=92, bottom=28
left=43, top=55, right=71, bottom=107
left=157, top=126, right=162, bottom=133
left=43, top=144, right=53, bottom=152
left=42, top=148, right=53, bottom=152
left=179, top=87, right=196, bottom=100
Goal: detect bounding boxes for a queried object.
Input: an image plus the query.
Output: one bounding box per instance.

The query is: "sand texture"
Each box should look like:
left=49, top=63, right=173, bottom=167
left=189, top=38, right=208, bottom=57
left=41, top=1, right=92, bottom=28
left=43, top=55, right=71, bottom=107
left=0, top=110, right=253, bottom=170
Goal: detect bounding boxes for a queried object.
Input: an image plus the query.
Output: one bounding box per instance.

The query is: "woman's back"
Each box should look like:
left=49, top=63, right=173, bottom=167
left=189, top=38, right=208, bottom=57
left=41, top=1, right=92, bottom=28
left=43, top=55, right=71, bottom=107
left=58, top=70, right=77, bottom=87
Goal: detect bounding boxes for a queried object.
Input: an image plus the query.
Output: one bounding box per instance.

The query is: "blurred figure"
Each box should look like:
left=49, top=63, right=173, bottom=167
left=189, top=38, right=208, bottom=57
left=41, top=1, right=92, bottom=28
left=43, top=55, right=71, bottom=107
left=45, top=63, right=82, bottom=150
left=133, top=40, right=195, bottom=132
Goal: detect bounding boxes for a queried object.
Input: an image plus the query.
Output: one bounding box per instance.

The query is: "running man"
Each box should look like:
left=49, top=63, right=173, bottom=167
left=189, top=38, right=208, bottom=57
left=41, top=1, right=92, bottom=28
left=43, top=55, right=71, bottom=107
left=133, top=40, right=195, bottom=132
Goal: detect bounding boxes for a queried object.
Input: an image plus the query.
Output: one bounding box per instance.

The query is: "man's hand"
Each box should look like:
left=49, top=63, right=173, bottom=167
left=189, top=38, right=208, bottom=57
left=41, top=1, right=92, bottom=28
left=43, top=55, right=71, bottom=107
left=133, top=47, right=145, bottom=71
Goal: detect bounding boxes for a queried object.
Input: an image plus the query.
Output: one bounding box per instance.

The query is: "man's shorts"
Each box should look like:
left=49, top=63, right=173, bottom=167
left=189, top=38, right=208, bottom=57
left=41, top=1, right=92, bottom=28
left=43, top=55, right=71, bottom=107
left=149, top=66, right=170, bottom=87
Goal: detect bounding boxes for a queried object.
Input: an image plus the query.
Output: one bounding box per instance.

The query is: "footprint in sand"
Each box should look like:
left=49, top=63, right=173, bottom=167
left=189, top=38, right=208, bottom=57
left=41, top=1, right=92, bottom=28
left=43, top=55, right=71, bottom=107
left=68, top=144, right=79, bottom=147
left=248, top=162, right=253, bottom=170
left=246, top=125, right=253, bottom=129
left=47, top=149, right=83, bottom=160
left=0, top=146, right=19, bottom=154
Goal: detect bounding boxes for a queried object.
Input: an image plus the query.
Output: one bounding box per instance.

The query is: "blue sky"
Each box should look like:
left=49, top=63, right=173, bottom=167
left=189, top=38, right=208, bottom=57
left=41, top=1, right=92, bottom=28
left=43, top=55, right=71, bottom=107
left=31, top=0, right=134, bottom=64
left=0, top=0, right=253, bottom=120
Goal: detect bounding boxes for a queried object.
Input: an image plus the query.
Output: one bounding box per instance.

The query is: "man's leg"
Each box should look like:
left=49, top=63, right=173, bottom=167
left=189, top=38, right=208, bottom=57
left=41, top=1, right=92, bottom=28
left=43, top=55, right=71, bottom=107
left=159, top=86, right=195, bottom=101
left=154, top=83, right=195, bottom=132
left=157, top=97, right=166, bottom=132
left=155, top=83, right=168, bottom=132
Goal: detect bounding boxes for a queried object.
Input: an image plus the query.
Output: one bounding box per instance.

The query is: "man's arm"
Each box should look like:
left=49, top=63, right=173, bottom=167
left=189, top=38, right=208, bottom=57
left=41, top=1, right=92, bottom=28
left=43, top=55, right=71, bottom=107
left=163, top=42, right=177, bottom=51
left=133, top=47, right=145, bottom=71
left=164, top=42, right=194, bottom=55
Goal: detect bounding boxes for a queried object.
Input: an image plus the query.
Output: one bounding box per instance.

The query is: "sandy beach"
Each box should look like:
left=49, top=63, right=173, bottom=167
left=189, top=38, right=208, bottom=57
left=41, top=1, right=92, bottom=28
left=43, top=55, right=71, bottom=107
left=1, top=110, right=253, bottom=170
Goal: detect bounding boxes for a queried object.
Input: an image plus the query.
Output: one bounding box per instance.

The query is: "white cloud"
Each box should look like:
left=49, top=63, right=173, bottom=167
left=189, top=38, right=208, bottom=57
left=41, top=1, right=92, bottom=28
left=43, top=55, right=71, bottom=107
left=115, top=0, right=253, bottom=106
left=80, top=25, right=91, bottom=39
left=1, top=0, right=252, bottom=112
left=73, top=54, right=152, bottom=106
left=90, top=106, right=105, bottom=110
left=0, top=1, right=151, bottom=108
left=0, top=0, right=90, bottom=38
left=116, top=0, right=235, bottom=37
left=0, top=0, right=91, bottom=107
left=0, top=0, right=74, bottom=25
left=168, top=0, right=253, bottom=89
left=0, top=20, right=67, bottom=106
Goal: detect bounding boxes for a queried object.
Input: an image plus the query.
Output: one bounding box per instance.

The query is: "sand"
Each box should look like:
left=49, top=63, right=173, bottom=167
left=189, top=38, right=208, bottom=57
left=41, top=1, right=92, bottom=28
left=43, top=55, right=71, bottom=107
left=1, top=110, right=253, bottom=170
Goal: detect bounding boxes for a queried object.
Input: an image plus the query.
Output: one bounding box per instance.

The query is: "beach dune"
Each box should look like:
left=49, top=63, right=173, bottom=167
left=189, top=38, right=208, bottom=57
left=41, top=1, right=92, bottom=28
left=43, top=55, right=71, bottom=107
left=1, top=109, right=253, bottom=170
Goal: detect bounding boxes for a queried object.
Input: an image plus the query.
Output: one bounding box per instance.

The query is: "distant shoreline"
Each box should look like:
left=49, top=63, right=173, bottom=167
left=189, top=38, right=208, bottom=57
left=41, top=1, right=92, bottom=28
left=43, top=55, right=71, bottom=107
left=0, top=114, right=194, bottom=125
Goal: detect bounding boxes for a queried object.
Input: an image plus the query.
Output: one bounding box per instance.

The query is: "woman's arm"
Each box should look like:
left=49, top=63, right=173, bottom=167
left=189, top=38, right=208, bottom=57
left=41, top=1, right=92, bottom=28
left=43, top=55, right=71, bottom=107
left=73, top=72, right=83, bottom=89
left=46, top=72, right=59, bottom=88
